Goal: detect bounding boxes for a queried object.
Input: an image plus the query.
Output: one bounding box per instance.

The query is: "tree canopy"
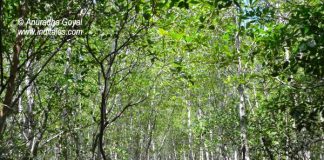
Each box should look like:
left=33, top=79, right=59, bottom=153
left=0, top=0, right=323, bottom=159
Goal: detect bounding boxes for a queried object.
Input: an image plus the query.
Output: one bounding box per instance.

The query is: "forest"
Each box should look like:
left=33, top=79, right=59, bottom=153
left=0, top=0, right=323, bottom=159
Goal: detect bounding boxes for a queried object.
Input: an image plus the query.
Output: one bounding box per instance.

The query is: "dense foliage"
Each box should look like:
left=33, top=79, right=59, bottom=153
left=0, top=0, right=323, bottom=159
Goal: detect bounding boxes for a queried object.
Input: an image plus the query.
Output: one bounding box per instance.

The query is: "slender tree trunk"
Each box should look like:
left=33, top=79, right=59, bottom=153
left=98, top=41, right=117, bottom=160
left=152, top=138, right=157, bottom=160
left=209, top=130, right=214, bottom=160
left=197, top=105, right=204, bottom=160
left=183, top=150, right=187, bottom=160
left=172, top=136, right=176, bottom=160
left=236, top=10, right=250, bottom=159
left=320, top=133, right=323, bottom=160
left=238, top=60, right=250, bottom=160
left=234, top=150, right=238, bottom=160
left=23, top=50, right=36, bottom=159
left=145, top=112, right=156, bottom=160
left=99, top=74, right=109, bottom=160
left=145, top=85, right=156, bottom=160
left=187, top=95, right=194, bottom=160
left=0, top=0, right=27, bottom=134
left=129, top=112, right=133, bottom=159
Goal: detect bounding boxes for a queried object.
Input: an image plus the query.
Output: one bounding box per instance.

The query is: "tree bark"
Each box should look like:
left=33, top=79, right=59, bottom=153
left=0, top=0, right=27, bottom=135
left=187, top=94, right=194, bottom=160
left=236, top=11, right=250, bottom=159
left=23, top=50, right=36, bottom=159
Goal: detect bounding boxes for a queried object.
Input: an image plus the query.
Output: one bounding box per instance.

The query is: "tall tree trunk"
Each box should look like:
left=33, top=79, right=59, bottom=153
left=145, top=106, right=156, bottom=160
left=172, top=135, right=177, bottom=160
left=187, top=94, right=194, bottom=160
left=236, top=11, right=250, bottom=159
left=320, top=132, right=324, bottom=160
left=152, top=138, right=157, bottom=160
left=98, top=40, right=117, bottom=160
left=197, top=104, right=204, bottom=160
left=0, top=0, right=27, bottom=134
left=209, top=130, right=214, bottom=160
left=183, top=150, right=187, bottom=160
left=238, top=60, right=249, bottom=160
left=24, top=50, right=36, bottom=159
